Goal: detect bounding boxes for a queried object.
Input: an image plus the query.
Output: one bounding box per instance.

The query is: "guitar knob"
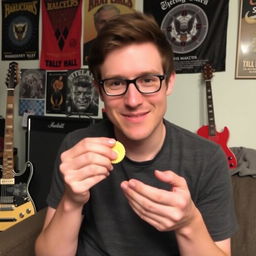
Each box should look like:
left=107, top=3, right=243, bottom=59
left=19, top=213, right=25, bottom=218
left=230, top=163, right=234, bottom=167
left=228, top=156, right=233, bottom=160
left=26, top=208, right=31, bottom=214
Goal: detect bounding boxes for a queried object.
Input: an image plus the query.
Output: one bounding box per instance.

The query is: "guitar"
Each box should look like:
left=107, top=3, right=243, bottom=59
left=197, top=64, right=237, bottom=169
left=0, top=62, right=36, bottom=231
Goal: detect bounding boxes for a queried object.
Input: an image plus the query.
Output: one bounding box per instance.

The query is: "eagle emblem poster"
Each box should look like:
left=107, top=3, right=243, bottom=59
left=144, top=0, right=229, bottom=74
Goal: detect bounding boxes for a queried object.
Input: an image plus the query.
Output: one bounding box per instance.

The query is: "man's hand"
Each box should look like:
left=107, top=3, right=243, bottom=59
left=59, top=137, right=118, bottom=207
left=120, top=170, right=197, bottom=232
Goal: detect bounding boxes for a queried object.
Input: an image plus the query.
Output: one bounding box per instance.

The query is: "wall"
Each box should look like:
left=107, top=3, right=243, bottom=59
left=0, top=1, right=255, bottom=170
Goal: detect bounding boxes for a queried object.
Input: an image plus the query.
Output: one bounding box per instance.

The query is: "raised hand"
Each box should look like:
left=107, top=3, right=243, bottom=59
left=120, top=170, right=197, bottom=232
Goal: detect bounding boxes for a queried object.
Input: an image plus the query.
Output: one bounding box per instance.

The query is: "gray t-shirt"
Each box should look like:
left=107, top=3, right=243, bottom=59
left=47, top=119, right=237, bottom=256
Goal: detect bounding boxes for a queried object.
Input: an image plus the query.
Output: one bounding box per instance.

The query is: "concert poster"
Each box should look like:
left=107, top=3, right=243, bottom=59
left=83, top=1, right=136, bottom=65
left=1, top=0, right=40, bottom=60
left=40, top=0, right=82, bottom=70
left=19, top=69, right=45, bottom=116
left=46, top=71, right=67, bottom=114
left=144, top=0, right=229, bottom=74
left=66, top=69, right=99, bottom=116
left=236, top=0, right=256, bottom=79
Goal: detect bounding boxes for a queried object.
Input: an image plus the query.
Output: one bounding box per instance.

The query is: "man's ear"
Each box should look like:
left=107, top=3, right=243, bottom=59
left=166, top=72, right=176, bottom=96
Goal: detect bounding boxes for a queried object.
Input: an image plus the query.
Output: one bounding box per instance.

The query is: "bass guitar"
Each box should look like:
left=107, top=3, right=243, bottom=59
left=197, top=64, right=237, bottom=169
left=0, top=62, right=36, bottom=231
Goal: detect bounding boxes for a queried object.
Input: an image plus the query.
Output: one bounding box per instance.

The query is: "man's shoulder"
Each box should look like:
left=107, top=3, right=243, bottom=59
left=164, top=119, right=220, bottom=151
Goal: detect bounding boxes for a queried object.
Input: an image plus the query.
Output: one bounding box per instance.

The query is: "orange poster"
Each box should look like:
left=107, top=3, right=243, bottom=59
left=83, top=1, right=136, bottom=65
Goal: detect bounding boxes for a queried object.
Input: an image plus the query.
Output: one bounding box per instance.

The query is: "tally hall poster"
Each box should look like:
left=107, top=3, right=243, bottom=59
left=236, top=0, right=256, bottom=78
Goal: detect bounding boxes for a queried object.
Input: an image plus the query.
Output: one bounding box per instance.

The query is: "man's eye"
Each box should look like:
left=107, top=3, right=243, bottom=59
left=109, top=80, right=123, bottom=86
left=141, top=76, right=155, bottom=83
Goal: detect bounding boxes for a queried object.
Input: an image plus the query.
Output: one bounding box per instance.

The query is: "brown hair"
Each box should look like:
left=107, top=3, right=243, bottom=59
left=88, top=11, right=175, bottom=82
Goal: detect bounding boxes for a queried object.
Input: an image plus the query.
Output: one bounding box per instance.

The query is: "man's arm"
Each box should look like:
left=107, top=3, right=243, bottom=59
left=35, top=137, right=117, bottom=256
left=35, top=196, right=84, bottom=256
left=121, top=170, right=233, bottom=256
left=174, top=205, right=231, bottom=255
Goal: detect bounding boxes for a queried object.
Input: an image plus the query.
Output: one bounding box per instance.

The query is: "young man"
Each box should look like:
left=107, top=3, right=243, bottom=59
left=35, top=12, right=237, bottom=256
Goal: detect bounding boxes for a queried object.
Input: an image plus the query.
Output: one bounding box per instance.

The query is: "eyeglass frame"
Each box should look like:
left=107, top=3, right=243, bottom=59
left=99, top=74, right=166, bottom=96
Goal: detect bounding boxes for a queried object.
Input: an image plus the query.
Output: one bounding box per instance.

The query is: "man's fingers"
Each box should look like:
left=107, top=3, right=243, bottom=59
left=154, top=170, right=188, bottom=191
left=61, top=137, right=116, bottom=161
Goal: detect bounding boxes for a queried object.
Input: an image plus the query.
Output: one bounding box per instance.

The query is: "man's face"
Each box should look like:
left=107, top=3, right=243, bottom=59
left=95, top=9, right=119, bottom=33
left=71, top=85, right=93, bottom=111
left=99, top=42, right=175, bottom=142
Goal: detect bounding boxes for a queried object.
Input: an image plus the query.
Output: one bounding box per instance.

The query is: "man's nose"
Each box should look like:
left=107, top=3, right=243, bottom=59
left=123, top=83, right=143, bottom=107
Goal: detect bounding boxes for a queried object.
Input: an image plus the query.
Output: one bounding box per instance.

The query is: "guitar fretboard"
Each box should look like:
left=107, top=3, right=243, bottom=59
left=205, top=80, right=216, bottom=136
left=2, top=89, right=15, bottom=182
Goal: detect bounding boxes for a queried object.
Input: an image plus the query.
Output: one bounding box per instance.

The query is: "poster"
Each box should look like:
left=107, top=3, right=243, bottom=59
left=46, top=71, right=67, bottom=114
left=144, top=0, right=229, bottom=74
left=1, top=0, right=40, bottom=60
left=83, top=1, right=136, bottom=65
left=40, top=0, right=82, bottom=70
left=236, top=0, right=256, bottom=78
left=19, top=69, right=45, bottom=116
left=66, top=69, right=99, bottom=116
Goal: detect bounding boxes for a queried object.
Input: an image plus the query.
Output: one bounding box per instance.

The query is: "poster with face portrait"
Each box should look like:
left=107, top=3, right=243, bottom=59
left=83, top=1, right=136, bottom=65
left=236, top=0, right=256, bottom=78
left=66, top=69, right=99, bottom=116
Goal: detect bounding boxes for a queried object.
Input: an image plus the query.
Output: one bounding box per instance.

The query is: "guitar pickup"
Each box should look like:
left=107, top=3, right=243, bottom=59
left=0, top=218, right=17, bottom=222
left=0, top=204, right=15, bottom=211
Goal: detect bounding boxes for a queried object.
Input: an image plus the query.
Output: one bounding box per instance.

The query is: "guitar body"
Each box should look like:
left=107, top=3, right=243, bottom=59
left=197, top=125, right=237, bottom=169
left=0, top=161, right=36, bottom=231
left=198, top=63, right=237, bottom=170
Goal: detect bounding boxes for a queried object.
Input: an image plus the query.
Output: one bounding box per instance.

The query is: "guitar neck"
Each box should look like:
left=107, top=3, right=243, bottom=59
left=2, top=88, right=15, bottom=183
left=205, top=80, right=216, bottom=136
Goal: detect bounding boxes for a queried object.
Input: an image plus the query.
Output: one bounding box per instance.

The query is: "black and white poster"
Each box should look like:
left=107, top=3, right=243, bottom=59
left=2, top=0, right=40, bottom=60
left=144, top=0, right=229, bottom=73
left=66, top=69, right=99, bottom=116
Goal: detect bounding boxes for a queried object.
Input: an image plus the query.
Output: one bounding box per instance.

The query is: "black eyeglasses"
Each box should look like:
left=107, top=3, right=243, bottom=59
left=99, top=74, right=166, bottom=96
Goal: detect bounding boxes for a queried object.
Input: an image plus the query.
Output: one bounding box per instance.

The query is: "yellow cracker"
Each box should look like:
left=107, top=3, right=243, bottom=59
left=112, top=141, right=125, bottom=164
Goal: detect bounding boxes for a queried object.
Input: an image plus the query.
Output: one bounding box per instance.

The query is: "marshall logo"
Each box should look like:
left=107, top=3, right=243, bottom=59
left=48, top=122, right=65, bottom=129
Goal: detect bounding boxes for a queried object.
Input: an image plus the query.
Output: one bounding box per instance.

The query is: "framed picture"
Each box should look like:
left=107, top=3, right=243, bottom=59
left=46, top=71, right=67, bottom=114
left=236, top=0, right=256, bottom=79
left=66, top=68, right=99, bottom=116
left=83, top=2, right=136, bottom=65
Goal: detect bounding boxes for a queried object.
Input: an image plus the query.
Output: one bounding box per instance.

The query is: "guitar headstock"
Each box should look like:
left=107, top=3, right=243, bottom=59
left=202, top=63, right=214, bottom=81
left=5, top=62, right=20, bottom=89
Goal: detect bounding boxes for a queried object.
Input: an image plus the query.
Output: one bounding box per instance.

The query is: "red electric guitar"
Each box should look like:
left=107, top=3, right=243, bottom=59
left=197, top=64, right=237, bottom=169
